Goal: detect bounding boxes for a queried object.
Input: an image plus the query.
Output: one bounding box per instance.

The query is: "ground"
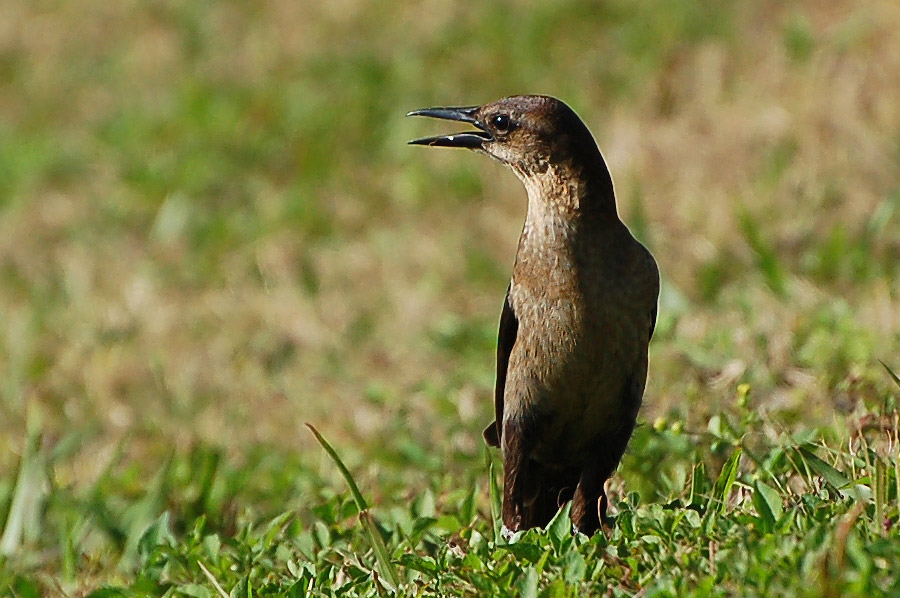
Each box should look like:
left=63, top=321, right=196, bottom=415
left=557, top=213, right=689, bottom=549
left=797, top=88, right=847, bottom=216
left=1, top=0, right=899, bottom=596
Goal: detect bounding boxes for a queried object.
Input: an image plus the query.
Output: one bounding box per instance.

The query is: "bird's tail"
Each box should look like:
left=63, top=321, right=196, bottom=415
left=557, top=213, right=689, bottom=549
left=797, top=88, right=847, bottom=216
left=521, top=461, right=578, bottom=529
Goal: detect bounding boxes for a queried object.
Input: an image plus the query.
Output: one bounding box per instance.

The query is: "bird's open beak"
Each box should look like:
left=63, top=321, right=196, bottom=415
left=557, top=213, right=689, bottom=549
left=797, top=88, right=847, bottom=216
left=407, top=106, right=492, bottom=148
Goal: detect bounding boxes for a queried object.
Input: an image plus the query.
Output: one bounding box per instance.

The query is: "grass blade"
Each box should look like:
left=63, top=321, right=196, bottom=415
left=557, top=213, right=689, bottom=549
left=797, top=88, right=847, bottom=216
left=1, top=429, right=47, bottom=556
left=738, top=208, right=787, bottom=297
left=360, top=511, right=400, bottom=592
left=306, top=423, right=401, bottom=590
left=489, top=461, right=502, bottom=543
left=710, top=447, right=742, bottom=513
left=879, top=359, right=900, bottom=390
left=119, top=455, right=173, bottom=569
left=198, top=560, right=229, bottom=598
left=797, top=446, right=851, bottom=495
left=306, top=423, right=367, bottom=511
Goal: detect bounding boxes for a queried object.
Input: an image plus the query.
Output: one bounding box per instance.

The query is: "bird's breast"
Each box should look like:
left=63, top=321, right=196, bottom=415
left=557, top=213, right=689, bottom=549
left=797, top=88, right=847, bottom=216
left=505, top=266, right=645, bottom=462
left=506, top=281, right=631, bottom=396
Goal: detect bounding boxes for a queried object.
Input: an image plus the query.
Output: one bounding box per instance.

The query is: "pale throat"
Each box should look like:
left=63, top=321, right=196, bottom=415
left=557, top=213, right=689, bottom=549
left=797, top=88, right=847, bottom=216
left=516, top=164, right=583, bottom=247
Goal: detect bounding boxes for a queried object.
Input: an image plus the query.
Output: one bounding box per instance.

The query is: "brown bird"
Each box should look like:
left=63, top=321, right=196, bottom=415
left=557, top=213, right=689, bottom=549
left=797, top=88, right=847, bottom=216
left=408, top=95, right=659, bottom=536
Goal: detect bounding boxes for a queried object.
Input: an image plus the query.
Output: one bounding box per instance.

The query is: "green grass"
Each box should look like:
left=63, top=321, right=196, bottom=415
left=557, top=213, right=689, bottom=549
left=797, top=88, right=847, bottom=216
left=4, top=387, right=900, bottom=596
left=2, top=0, right=900, bottom=595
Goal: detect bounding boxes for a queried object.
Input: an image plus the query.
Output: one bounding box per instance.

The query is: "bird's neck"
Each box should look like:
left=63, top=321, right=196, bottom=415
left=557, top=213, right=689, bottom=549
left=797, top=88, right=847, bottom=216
left=516, top=156, right=619, bottom=248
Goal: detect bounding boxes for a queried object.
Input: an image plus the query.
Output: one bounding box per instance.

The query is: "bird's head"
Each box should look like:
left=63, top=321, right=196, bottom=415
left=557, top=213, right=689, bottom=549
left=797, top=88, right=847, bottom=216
left=408, top=95, right=601, bottom=179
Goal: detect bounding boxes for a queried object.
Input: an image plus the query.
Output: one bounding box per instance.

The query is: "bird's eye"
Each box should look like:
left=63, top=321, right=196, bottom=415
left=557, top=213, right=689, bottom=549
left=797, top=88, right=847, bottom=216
left=492, top=113, right=512, bottom=133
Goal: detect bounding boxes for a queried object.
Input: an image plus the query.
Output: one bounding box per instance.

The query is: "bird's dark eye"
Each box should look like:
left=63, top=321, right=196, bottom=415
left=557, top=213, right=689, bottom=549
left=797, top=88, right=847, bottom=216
left=492, top=113, right=512, bottom=133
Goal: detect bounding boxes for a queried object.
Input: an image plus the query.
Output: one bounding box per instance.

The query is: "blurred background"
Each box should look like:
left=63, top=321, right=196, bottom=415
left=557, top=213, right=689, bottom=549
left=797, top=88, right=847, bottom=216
left=1, top=0, right=899, bottom=588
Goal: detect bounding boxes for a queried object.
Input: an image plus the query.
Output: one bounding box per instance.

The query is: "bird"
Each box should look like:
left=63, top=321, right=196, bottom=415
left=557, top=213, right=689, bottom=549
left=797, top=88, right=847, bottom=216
left=407, top=95, right=659, bottom=536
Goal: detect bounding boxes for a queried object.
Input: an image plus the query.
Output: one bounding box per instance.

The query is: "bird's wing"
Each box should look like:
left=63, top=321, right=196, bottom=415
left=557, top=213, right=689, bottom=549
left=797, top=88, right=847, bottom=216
left=644, top=250, right=660, bottom=341
left=483, top=285, right=518, bottom=447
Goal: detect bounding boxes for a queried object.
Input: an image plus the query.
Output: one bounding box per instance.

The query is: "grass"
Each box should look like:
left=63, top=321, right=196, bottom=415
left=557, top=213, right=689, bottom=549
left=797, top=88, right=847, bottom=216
left=1, top=0, right=900, bottom=595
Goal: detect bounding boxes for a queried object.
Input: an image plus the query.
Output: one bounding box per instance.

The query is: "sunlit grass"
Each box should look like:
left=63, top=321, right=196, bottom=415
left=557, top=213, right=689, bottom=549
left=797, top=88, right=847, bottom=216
left=1, top=0, right=899, bottom=595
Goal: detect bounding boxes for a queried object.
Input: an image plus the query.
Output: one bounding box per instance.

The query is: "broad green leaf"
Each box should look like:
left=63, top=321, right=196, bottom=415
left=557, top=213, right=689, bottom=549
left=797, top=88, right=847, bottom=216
left=399, top=554, right=438, bottom=575
left=516, top=566, right=538, bottom=598
left=547, top=501, right=572, bottom=552
left=9, top=576, right=43, bottom=598
left=203, top=534, right=221, bottom=562
left=136, top=512, right=175, bottom=565
left=682, top=508, right=701, bottom=528
left=179, top=584, right=213, bottom=598
left=229, top=575, right=250, bottom=598
left=122, top=456, right=173, bottom=568
left=413, top=488, right=436, bottom=519
left=752, top=480, right=783, bottom=532
left=499, top=541, right=543, bottom=563
left=562, top=549, right=587, bottom=583
left=262, top=511, right=294, bottom=549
